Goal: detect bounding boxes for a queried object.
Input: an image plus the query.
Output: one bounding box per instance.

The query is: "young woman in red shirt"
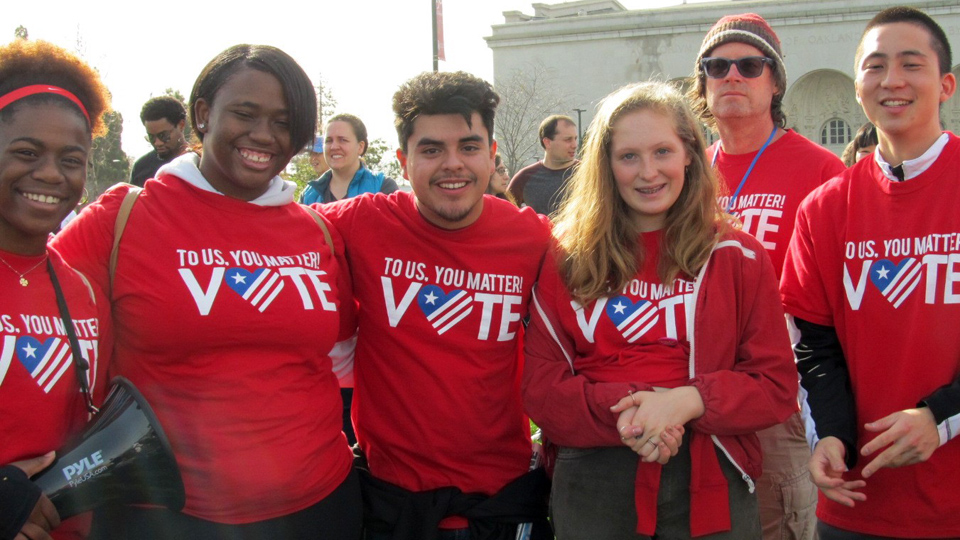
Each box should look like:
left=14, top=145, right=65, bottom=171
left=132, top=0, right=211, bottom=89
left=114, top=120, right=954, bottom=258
left=523, top=81, right=798, bottom=539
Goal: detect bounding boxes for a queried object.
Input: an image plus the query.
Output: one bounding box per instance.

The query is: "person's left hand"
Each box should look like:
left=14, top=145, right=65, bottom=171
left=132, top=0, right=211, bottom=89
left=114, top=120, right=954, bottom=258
left=613, top=387, right=703, bottom=462
left=647, top=424, right=684, bottom=464
left=860, top=407, right=940, bottom=478
left=616, top=408, right=685, bottom=464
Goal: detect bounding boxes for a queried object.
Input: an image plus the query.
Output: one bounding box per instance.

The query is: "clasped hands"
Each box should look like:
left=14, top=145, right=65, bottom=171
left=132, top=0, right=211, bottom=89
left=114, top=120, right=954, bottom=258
left=611, top=386, right=705, bottom=465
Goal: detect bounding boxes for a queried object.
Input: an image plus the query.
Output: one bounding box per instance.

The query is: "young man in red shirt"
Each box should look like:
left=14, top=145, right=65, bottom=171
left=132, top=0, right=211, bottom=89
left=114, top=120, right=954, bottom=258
left=781, top=7, right=959, bottom=539
left=321, top=71, right=551, bottom=539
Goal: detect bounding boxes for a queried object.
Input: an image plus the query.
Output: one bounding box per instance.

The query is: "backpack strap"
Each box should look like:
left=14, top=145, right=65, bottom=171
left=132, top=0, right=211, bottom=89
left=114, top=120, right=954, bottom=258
left=109, top=186, right=143, bottom=290
left=304, top=206, right=335, bottom=257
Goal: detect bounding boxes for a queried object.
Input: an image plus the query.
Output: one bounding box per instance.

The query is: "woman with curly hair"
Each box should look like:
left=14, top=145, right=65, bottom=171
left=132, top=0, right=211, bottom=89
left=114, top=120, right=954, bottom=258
left=0, top=39, right=112, bottom=540
left=52, top=45, right=361, bottom=539
left=522, top=81, right=798, bottom=539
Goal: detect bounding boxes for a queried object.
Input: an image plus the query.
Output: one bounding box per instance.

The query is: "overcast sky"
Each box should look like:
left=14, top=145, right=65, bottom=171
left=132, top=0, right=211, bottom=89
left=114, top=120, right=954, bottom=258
left=6, top=0, right=713, bottom=159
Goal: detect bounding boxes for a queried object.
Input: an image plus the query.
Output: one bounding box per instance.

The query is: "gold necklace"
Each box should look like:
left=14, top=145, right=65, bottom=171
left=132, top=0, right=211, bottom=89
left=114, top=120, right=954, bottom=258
left=0, top=252, right=48, bottom=287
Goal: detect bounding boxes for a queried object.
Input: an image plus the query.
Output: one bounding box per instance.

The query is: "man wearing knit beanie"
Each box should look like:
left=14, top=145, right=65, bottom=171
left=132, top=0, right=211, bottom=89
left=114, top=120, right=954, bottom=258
left=688, top=12, right=845, bottom=540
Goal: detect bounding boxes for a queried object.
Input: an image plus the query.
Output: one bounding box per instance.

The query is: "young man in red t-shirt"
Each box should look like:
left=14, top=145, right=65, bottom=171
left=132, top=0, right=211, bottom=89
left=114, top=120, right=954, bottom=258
left=688, top=14, right=845, bottom=540
left=781, top=7, right=960, bottom=539
left=320, top=71, right=551, bottom=539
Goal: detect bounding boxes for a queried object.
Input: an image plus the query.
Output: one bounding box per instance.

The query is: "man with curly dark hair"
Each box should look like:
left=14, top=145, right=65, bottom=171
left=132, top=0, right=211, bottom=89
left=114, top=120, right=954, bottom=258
left=130, top=96, right=189, bottom=187
left=320, top=71, right=552, bottom=539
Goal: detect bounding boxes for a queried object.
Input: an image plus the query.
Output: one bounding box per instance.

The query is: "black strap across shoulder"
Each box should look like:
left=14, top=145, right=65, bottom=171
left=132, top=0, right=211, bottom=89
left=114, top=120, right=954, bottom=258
left=46, top=258, right=98, bottom=415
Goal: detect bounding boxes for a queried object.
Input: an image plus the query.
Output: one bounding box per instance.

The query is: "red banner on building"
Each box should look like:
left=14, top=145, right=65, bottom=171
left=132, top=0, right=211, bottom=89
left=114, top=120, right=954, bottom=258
left=436, top=0, right=445, bottom=62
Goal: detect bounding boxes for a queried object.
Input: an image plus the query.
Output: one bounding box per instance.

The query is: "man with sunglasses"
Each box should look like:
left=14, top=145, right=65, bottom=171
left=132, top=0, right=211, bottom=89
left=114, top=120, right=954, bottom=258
left=130, top=96, right=189, bottom=187
left=689, top=13, right=845, bottom=540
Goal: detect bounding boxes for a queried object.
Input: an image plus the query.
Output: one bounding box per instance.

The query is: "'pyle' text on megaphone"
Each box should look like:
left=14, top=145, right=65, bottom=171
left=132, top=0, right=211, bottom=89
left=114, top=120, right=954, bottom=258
left=32, top=377, right=185, bottom=520
left=61, top=450, right=105, bottom=482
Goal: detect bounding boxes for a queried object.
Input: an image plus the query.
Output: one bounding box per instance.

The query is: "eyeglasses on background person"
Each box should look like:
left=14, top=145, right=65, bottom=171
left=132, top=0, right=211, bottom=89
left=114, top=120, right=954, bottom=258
left=145, top=129, right=172, bottom=144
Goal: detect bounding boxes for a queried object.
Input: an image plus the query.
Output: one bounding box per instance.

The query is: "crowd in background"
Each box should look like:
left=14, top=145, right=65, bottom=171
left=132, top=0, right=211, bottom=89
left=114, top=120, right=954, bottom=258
left=1, top=5, right=958, bottom=540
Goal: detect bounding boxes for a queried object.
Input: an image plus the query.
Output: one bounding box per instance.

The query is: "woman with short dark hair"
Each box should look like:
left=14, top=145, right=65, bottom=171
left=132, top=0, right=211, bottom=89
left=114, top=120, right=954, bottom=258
left=52, top=44, right=361, bottom=539
left=841, top=122, right=878, bottom=167
left=487, top=153, right=511, bottom=201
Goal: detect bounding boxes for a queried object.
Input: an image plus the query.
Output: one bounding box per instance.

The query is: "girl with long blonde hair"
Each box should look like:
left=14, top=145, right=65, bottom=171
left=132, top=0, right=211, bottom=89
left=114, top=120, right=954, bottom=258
left=522, top=81, right=798, bottom=539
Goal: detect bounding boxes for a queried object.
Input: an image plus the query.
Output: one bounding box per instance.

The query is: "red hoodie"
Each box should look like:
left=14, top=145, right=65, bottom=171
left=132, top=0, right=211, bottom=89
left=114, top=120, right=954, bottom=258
left=524, top=228, right=798, bottom=536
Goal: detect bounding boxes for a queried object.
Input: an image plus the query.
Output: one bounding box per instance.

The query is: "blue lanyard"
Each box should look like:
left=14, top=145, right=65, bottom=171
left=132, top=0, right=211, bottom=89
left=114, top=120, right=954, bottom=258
left=712, top=127, right=778, bottom=213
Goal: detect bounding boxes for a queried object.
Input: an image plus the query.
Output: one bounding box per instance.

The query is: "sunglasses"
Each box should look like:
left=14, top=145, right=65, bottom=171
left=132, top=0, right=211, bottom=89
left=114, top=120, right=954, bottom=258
left=145, top=129, right=173, bottom=144
left=701, top=56, right=774, bottom=79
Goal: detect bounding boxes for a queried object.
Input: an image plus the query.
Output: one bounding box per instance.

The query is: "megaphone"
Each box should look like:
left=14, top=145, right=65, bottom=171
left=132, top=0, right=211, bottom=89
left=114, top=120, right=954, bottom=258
left=32, top=377, right=185, bottom=519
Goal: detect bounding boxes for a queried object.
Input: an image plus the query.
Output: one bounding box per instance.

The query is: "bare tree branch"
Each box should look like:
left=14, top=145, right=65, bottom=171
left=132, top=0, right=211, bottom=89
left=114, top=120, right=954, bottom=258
left=315, top=73, right=338, bottom=129
left=494, top=61, right=575, bottom=174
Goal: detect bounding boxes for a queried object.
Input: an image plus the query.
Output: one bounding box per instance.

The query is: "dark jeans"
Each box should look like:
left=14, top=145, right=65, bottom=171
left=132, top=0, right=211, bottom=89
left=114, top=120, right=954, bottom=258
left=342, top=387, right=356, bottom=445
left=817, top=521, right=960, bottom=540
left=90, top=468, right=362, bottom=540
left=551, top=442, right=760, bottom=539
left=366, top=528, right=470, bottom=540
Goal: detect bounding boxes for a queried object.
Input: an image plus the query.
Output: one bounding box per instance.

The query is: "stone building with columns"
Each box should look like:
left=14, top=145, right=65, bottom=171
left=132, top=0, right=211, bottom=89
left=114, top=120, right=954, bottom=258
left=485, top=0, right=960, bottom=163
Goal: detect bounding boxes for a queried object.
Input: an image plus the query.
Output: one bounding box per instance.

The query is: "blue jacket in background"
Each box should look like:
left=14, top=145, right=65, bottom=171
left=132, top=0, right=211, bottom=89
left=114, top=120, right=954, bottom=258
left=300, top=165, right=388, bottom=204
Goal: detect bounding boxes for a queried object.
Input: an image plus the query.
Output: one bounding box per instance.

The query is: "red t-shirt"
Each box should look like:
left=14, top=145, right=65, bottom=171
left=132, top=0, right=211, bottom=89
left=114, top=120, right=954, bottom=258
left=781, top=134, right=960, bottom=537
left=710, top=129, right=845, bottom=276
left=52, top=177, right=354, bottom=524
left=321, top=193, right=551, bottom=499
left=532, top=231, right=691, bottom=392
left=1, top=248, right=110, bottom=539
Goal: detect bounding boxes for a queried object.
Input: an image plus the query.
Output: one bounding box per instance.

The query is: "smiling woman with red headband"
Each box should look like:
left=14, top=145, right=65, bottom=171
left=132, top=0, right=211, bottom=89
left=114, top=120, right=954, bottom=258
left=0, top=40, right=112, bottom=540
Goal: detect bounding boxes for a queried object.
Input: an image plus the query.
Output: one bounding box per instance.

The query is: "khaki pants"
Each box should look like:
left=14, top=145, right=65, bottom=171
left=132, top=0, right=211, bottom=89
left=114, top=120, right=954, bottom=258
left=756, top=411, right=818, bottom=540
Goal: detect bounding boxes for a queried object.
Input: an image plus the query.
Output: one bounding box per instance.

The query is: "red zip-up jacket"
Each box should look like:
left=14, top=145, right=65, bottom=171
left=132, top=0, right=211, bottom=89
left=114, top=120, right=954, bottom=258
left=524, top=228, right=798, bottom=535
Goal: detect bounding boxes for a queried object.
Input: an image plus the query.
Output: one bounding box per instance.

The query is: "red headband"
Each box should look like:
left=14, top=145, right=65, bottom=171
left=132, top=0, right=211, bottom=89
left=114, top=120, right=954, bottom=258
left=0, top=84, right=91, bottom=124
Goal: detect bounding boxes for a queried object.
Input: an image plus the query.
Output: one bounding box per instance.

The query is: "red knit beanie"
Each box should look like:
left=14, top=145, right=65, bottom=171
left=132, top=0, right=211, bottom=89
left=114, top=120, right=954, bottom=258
left=695, top=13, right=786, bottom=80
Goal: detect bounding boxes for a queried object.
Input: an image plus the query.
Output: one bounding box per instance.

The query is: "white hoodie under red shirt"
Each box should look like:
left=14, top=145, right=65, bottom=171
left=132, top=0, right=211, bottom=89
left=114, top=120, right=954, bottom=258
left=52, top=154, right=356, bottom=524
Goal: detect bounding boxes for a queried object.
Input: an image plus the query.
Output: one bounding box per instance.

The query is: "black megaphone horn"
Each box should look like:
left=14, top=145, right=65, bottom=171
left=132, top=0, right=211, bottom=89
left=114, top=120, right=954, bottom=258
left=32, top=376, right=185, bottom=519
